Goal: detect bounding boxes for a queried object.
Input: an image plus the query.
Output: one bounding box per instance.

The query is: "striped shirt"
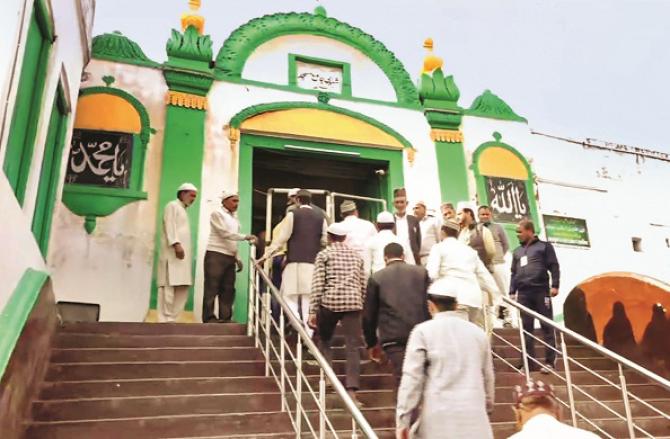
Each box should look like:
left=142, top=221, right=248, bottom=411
left=310, top=242, right=366, bottom=314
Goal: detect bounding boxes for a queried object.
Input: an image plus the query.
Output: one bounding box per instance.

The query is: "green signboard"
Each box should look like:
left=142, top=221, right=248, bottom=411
left=543, top=215, right=590, bottom=247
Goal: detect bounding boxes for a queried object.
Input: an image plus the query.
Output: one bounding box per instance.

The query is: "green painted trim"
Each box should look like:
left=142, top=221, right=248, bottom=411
left=467, top=89, right=527, bottom=122
left=471, top=132, right=542, bottom=241
left=434, top=141, right=469, bottom=205
left=91, top=31, right=160, bottom=68
left=35, top=0, right=55, bottom=42
left=418, top=68, right=460, bottom=110
left=287, top=53, right=352, bottom=97
left=214, top=10, right=419, bottom=105
left=0, top=269, right=48, bottom=381
left=234, top=133, right=404, bottom=322
left=3, top=6, right=52, bottom=205
left=221, top=76, right=422, bottom=110
left=32, top=83, right=69, bottom=257
left=229, top=101, right=413, bottom=149
left=150, top=106, right=208, bottom=312
left=62, top=87, right=152, bottom=233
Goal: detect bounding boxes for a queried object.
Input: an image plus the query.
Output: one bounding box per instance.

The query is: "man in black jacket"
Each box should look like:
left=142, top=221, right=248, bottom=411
left=511, top=219, right=560, bottom=374
left=393, top=188, right=422, bottom=266
left=363, top=243, right=430, bottom=386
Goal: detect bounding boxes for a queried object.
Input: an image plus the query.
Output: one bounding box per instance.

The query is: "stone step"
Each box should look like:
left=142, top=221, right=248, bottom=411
left=492, top=344, right=600, bottom=358
left=59, top=322, right=247, bottom=336
left=54, top=334, right=255, bottom=349
left=492, top=356, right=618, bottom=371
left=495, top=383, right=670, bottom=404
left=23, top=411, right=295, bottom=439
left=50, top=347, right=264, bottom=363
left=39, top=376, right=281, bottom=400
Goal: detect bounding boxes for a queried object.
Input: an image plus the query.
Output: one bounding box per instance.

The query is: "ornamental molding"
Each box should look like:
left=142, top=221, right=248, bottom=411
left=91, top=31, right=159, bottom=68
left=165, top=90, right=207, bottom=110
left=467, top=89, right=527, bottom=123
left=430, top=129, right=463, bottom=143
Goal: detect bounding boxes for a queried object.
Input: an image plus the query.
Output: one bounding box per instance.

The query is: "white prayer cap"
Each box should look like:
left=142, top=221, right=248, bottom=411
left=428, top=278, right=459, bottom=298
left=456, top=201, right=476, bottom=213
left=376, top=211, right=394, bottom=224
left=220, top=190, right=238, bottom=200
left=327, top=222, right=348, bottom=237
left=288, top=188, right=300, bottom=197
left=340, top=200, right=357, bottom=214
left=413, top=200, right=427, bottom=208
left=178, top=182, right=197, bottom=192
left=441, top=219, right=460, bottom=232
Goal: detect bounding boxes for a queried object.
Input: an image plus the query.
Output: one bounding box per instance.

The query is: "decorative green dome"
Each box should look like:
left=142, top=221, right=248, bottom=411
left=92, top=31, right=159, bottom=68
left=467, top=89, right=527, bottom=122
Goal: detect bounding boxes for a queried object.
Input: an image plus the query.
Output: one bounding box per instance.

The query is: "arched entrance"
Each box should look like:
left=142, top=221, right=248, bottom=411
left=229, top=101, right=413, bottom=321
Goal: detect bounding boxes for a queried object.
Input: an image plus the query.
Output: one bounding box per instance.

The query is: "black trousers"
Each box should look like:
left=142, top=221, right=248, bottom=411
left=518, top=290, right=557, bottom=367
left=317, top=307, right=361, bottom=390
left=384, top=344, right=406, bottom=388
left=203, top=251, right=236, bottom=322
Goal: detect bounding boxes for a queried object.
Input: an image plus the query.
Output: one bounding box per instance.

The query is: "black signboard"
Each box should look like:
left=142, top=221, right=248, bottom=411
left=65, top=129, right=133, bottom=188
left=485, top=176, right=531, bottom=223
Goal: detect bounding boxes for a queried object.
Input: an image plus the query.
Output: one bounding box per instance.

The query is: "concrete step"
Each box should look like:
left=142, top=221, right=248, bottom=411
left=59, top=322, right=247, bottom=336
left=24, top=411, right=295, bottom=439
left=495, top=383, right=670, bottom=403
left=493, top=356, right=618, bottom=371
left=54, top=334, right=255, bottom=349
left=50, top=347, right=264, bottom=363
left=39, top=376, right=281, bottom=400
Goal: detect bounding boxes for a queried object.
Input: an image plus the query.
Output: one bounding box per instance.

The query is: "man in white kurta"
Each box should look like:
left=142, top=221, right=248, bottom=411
left=339, top=200, right=376, bottom=260
left=396, top=278, right=494, bottom=439
left=156, top=183, right=197, bottom=323
left=426, top=219, right=500, bottom=332
left=363, top=211, right=409, bottom=276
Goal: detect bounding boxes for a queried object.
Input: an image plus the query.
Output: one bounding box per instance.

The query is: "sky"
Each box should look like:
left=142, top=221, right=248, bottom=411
left=93, top=0, right=670, bottom=152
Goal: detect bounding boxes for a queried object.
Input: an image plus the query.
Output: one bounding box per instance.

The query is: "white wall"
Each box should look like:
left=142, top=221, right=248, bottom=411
left=47, top=60, right=167, bottom=322
left=461, top=115, right=670, bottom=313
left=243, top=34, right=397, bottom=103
left=0, top=0, right=89, bottom=311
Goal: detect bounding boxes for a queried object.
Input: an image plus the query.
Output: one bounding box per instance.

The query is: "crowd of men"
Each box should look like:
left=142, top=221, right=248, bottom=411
left=157, top=183, right=597, bottom=438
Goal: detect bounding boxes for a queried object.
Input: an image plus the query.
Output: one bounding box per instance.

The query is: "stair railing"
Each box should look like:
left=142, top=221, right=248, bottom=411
left=247, top=248, right=378, bottom=439
left=492, top=295, right=670, bottom=439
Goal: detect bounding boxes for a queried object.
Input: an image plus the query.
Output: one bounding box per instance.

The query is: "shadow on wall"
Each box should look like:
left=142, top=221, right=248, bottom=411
left=564, top=273, right=670, bottom=378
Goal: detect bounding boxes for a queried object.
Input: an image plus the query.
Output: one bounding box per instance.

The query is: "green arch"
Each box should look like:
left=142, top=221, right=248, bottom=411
left=470, top=132, right=541, bottom=237
left=79, top=86, right=153, bottom=146
left=230, top=101, right=413, bottom=149
left=215, top=11, right=419, bottom=106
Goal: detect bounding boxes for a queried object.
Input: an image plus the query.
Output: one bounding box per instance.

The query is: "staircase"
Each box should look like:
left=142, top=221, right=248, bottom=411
left=20, top=323, right=670, bottom=438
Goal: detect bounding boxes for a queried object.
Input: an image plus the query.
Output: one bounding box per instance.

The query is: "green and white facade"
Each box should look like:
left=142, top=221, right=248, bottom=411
left=2, top=2, right=669, bottom=338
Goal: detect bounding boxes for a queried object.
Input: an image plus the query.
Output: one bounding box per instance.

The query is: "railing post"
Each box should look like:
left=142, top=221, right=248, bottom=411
left=247, top=249, right=255, bottom=337
left=618, top=363, right=636, bottom=438
left=319, top=369, right=326, bottom=439
left=560, top=333, right=578, bottom=427
left=264, top=291, right=271, bottom=377
left=280, top=307, right=286, bottom=412
left=254, top=269, right=260, bottom=348
left=516, top=298, right=530, bottom=380
left=295, top=336, right=303, bottom=437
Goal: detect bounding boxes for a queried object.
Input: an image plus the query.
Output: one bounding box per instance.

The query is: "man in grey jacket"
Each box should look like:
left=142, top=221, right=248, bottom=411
left=396, top=277, right=494, bottom=439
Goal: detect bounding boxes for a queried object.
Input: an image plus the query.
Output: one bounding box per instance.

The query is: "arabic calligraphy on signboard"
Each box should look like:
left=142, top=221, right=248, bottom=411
left=485, top=176, right=530, bottom=223
left=295, top=61, right=343, bottom=93
left=65, top=129, right=132, bottom=188
left=543, top=215, right=590, bottom=247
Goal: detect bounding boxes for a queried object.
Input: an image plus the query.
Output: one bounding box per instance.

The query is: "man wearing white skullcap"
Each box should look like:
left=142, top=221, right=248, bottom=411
left=338, top=199, right=376, bottom=260
left=397, top=277, right=495, bottom=439
left=363, top=211, right=410, bottom=276
left=156, top=183, right=198, bottom=322
left=309, top=221, right=366, bottom=406
left=203, top=190, right=256, bottom=323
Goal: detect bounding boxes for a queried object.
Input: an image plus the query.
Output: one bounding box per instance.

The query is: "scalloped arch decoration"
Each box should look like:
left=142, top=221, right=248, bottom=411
left=215, top=11, right=419, bottom=105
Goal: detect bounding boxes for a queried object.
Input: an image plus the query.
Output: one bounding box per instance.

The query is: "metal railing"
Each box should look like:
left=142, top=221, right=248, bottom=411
left=493, top=295, right=670, bottom=439
left=247, top=247, right=378, bottom=438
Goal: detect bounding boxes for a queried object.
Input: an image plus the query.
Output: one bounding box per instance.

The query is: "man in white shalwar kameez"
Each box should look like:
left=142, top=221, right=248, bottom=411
left=396, top=277, right=494, bottom=439
left=156, top=183, right=197, bottom=322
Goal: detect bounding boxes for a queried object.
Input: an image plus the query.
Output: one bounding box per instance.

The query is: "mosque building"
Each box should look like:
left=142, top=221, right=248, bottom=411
left=2, top=0, right=669, bottom=345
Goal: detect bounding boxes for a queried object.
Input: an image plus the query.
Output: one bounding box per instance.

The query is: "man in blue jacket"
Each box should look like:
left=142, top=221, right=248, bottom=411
left=511, top=219, right=560, bottom=374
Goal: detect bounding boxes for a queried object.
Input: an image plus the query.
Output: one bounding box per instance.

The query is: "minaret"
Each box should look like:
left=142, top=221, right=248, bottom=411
left=418, top=38, right=469, bottom=205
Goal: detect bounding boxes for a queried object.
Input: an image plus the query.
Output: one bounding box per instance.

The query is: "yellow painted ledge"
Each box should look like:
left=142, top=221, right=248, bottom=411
left=144, top=310, right=197, bottom=323
left=74, top=94, right=141, bottom=133
left=241, top=108, right=404, bottom=150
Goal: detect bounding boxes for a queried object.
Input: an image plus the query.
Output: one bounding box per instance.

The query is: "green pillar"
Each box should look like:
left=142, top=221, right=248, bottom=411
left=150, top=25, right=214, bottom=314
left=418, top=66, right=469, bottom=204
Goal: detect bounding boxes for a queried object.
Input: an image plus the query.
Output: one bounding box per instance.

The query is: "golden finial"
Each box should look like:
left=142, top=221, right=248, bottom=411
left=422, top=37, right=443, bottom=74
left=181, top=0, right=205, bottom=34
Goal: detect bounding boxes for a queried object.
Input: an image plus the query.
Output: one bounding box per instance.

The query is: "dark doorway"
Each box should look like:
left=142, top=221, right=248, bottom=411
left=251, top=148, right=388, bottom=234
